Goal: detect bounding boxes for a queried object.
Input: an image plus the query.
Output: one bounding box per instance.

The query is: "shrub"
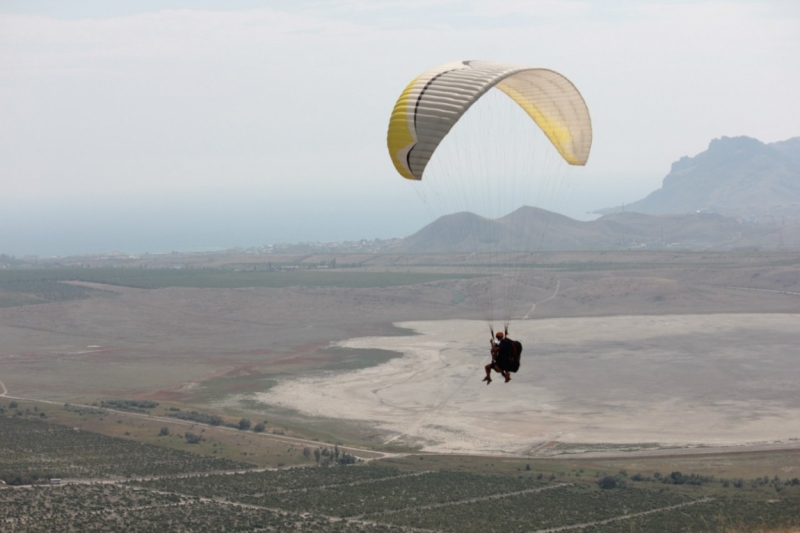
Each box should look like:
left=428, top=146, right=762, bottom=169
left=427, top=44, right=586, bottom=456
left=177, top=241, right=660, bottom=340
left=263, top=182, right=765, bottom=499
left=338, top=453, right=357, bottom=465
left=168, top=410, right=223, bottom=425
left=598, top=475, right=628, bottom=489
left=598, top=476, right=618, bottom=489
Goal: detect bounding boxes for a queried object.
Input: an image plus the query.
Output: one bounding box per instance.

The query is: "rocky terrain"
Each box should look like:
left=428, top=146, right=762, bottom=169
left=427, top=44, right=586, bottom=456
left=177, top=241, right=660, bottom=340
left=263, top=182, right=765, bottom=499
left=597, top=136, right=800, bottom=218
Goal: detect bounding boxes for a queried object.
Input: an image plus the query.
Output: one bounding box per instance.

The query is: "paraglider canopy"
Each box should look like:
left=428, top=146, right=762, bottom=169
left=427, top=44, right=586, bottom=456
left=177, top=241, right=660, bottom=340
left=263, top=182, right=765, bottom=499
left=385, top=60, right=593, bottom=329
left=387, top=60, right=592, bottom=181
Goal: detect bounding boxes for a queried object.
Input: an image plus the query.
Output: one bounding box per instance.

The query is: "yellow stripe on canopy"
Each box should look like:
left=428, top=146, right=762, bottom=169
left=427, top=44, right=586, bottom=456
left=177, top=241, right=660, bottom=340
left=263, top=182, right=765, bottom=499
left=387, top=76, right=421, bottom=181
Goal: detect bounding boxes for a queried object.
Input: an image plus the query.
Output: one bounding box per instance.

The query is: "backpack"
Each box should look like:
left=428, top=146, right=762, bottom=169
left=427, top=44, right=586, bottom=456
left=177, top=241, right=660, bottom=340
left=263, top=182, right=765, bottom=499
left=503, top=339, right=522, bottom=373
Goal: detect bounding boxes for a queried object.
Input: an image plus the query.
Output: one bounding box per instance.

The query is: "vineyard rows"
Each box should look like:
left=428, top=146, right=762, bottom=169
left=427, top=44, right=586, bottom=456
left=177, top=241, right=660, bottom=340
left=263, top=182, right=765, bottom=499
left=0, top=484, right=409, bottom=533
left=0, top=416, right=252, bottom=483
left=2, top=414, right=799, bottom=531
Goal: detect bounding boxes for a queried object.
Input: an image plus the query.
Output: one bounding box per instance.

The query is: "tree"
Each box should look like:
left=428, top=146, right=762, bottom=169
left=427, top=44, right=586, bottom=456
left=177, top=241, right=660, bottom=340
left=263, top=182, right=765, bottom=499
left=253, top=422, right=266, bottom=433
left=238, top=418, right=251, bottom=431
left=597, top=476, right=618, bottom=489
left=338, top=453, right=357, bottom=465
left=185, top=432, right=202, bottom=444
left=302, top=447, right=311, bottom=459
left=313, top=448, right=321, bottom=464
left=598, top=475, right=627, bottom=489
left=159, top=427, right=170, bottom=436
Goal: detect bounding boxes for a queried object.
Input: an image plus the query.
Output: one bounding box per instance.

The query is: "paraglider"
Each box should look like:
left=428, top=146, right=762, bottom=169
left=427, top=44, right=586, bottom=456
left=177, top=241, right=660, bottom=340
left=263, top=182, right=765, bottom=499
left=386, top=60, right=592, bottom=382
left=483, top=330, right=522, bottom=384
left=387, top=60, right=592, bottom=181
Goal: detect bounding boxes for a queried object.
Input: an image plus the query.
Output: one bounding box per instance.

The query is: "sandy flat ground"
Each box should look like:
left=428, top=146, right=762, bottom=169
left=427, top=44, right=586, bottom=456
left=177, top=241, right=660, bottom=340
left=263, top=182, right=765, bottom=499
left=256, top=314, right=800, bottom=455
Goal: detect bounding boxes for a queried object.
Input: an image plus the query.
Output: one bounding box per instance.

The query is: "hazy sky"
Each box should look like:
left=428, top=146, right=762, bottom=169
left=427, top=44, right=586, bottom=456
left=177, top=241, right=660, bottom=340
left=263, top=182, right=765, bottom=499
left=1, top=1, right=798, bottom=256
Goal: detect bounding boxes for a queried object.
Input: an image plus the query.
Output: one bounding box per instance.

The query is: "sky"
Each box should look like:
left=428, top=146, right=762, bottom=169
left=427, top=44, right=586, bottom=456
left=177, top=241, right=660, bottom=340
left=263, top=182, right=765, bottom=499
left=1, top=1, right=798, bottom=256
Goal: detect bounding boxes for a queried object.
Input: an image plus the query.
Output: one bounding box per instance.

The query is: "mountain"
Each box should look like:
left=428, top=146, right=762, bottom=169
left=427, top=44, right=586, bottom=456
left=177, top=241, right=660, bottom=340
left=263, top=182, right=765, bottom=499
left=395, top=207, right=583, bottom=253
left=596, top=136, right=800, bottom=217
left=390, top=206, right=800, bottom=252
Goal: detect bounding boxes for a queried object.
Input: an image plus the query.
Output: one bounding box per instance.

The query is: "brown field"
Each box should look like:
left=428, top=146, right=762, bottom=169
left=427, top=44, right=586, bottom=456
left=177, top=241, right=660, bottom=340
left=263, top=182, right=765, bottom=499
left=1, top=251, right=799, bottom=471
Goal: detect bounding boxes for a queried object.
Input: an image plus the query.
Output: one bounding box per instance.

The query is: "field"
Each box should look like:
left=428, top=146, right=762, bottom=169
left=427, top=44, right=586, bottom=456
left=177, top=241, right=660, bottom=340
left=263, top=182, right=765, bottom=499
left=0, top=267, right=479, bottom=303
left=2, top=383, right=800, bottom=531
left=0, top=399, right=339, bottom=469
left=1, top=252, right=799, bottom=449
left=1, top=252, right=800, bottom=529
left=2, top=455, right=799, bottom=532
left=0, top=484, right=413, bottom=533
left=0, top=415, right=253, bottom=483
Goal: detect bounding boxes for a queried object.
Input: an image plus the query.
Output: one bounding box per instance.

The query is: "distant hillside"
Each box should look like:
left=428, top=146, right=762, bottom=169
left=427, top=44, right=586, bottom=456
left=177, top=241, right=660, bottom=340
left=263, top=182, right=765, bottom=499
left=393, top=207, right=581, bottom=253
left=391, top=206, right=800, bottom=252
left=596, top=136, right=800, bottom=218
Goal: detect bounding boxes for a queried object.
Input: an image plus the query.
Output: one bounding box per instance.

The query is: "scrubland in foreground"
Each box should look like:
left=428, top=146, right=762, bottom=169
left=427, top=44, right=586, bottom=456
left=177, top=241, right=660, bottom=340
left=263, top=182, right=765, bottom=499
left=2, top=399, right=800, bottom=531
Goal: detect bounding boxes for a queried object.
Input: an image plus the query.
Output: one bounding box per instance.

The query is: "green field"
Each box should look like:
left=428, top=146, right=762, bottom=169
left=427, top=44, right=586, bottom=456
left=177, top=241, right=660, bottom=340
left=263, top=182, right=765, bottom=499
left=0, top=484, right=410, bottom=533
left=3, top=465, right=798, bottom=532
left=0, top=278, right=101, bottom=307
left=0, top=268, right=478, bottom=307
left=0, top=414, right=253, bottom=483
left=132, top=467, right=800, bottom=531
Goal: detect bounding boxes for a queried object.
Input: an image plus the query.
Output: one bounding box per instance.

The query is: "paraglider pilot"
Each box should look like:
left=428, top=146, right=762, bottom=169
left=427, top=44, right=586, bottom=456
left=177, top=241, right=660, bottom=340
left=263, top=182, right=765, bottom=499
left=483, top=329, right=521, bottom=384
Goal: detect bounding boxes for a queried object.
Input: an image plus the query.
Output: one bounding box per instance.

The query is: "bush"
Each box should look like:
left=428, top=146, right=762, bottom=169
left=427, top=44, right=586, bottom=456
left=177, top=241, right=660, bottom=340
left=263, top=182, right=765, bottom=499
left=661, top=471, right=714, bottom=486
left=338, top=453, right=357, bottom=465
left=168, top=410, right=223, bottom=426
left=253, top=422, right=266, bottom=433
left=598, top=476, right=618, bottom=489
left=101, top=400, right=159, bottom=412
left=237, top=419, right=251, bottom=431
left=159, top=427, right=170, bottom=436
left=598, top=475, right=627, bottom=489
left=185, top=432, right=202, bottom=444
